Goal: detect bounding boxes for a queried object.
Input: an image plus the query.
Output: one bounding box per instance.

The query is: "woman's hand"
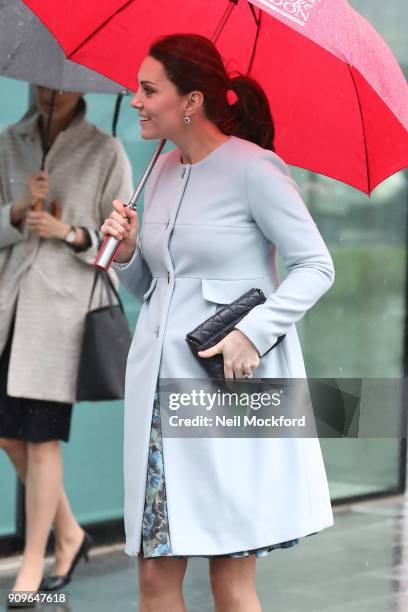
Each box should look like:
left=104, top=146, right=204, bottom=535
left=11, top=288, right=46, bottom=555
left=26, top=171, right=49, bottom=204
left=198, top=329, right=260, bottom=380
left=101, top=199, right=139, bottom=263
left=11, top=171, right=49, bottom=226
left=26, top=211, right=69, bottom=239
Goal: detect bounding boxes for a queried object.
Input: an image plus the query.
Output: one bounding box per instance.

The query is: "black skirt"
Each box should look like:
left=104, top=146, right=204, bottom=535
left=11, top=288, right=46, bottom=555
left=0, top=311, right=73, bottom=443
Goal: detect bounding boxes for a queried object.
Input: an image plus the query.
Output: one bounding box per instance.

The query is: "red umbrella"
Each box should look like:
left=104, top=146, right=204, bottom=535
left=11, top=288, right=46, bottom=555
left=22, top=0, right=408, bottom=196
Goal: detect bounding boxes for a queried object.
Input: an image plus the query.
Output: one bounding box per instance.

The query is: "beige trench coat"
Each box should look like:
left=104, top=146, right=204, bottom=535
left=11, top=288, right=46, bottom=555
left=0, top=101, right=133, bottom=403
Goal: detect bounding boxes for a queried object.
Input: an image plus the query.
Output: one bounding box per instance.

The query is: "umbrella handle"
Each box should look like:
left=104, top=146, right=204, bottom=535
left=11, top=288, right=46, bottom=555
left=94, top=234, right=122, bottom=270
left=93, top=139, right=167, bottom=271
left=31, top=198, right=44, bottom=212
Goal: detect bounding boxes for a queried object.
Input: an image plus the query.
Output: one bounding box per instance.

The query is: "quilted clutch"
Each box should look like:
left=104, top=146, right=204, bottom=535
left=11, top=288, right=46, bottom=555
left=185, top=287, right=285, bottom=382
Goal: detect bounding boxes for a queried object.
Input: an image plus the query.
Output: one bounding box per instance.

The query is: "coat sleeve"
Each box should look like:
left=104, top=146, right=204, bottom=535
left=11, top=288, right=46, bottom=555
left=234, top=150, right=335, bottom=357
left=0, top=202, right=26, bottom=249
left=112, top=236, right=153, bottom=303
left=0, top=131, right=26, bottom=249
left=70, top=137, right=133, bottom=266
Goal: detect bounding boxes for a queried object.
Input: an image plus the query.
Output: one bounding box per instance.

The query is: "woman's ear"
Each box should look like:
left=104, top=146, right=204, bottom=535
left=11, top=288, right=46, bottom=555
left=185, top=91, right=204, bottom=115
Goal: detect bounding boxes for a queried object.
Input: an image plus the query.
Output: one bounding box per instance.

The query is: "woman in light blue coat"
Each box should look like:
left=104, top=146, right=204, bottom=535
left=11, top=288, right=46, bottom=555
left=101, top=33, right=335, bottom=611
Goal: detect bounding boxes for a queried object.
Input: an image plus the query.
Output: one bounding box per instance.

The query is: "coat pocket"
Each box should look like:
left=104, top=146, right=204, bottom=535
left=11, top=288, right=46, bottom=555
left=201, top=278, right=266, bottom=306
left=142, top=277, right=158, bottom=302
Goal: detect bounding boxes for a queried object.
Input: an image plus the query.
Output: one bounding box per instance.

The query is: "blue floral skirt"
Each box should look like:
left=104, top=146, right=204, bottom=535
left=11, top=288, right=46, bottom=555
left=141, top=386, right=304, bottom=559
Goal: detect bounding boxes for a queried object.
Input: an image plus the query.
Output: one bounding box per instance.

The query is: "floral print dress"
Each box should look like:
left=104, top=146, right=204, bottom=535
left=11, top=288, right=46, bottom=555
left=141, top=385, right=304, bottom=559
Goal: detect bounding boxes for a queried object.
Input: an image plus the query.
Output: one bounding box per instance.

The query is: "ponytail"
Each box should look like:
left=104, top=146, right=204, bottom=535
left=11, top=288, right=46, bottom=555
left=221, top=75, right=275, bottom=151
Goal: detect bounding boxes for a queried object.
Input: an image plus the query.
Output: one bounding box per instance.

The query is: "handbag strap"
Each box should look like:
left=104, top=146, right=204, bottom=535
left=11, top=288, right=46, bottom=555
left=88, top=269, right=126, bottom=314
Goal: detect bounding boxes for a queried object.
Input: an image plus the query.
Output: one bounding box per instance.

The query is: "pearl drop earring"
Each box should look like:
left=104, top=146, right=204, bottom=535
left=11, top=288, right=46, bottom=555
left=184, top=114, right=191, bottom=125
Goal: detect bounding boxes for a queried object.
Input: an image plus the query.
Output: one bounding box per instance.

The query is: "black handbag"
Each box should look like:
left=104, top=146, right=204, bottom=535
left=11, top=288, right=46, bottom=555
left=76, top=270, right=132, bottom=402
left=185, top=287, right=285, bottom=382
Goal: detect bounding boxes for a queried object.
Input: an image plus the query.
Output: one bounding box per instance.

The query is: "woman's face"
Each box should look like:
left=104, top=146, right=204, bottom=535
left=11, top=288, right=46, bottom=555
left=131, top=55, right=188, bottom=140
left=35, top=87, right=83, bottom=123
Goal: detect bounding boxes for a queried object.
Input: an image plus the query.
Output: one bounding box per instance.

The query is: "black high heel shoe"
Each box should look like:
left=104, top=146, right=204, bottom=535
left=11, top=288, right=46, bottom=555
left=40, top=532, right=93, bottom=592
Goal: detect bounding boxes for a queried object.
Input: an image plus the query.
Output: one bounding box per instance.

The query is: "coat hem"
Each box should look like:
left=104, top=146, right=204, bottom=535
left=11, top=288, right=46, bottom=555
left=124, top=517, right=334, bottom=558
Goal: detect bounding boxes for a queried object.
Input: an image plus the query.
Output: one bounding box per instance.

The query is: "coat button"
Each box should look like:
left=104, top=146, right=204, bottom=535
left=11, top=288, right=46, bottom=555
left=154, top=326, right=159, bottom=337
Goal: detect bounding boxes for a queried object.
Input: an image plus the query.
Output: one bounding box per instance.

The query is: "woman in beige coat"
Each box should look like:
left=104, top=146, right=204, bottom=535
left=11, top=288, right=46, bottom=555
left=0, top=86, right=132, bottom=600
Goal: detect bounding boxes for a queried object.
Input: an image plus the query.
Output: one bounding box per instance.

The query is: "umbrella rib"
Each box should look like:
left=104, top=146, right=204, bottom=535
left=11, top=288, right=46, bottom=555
left=246, top=5, right=262, bottom=75
left=212, top=0, right=238, bottom=44
left=1, top=39, right=22, bottom=70
left=66, top=0, right=136, bottom=59
left=347, top=64, right=371, bottom=195
left=247, top=1, right=259, bottom=25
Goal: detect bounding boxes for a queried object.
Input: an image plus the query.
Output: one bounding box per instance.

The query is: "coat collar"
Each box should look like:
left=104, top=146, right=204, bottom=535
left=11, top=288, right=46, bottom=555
left=14, top=97, right=87, bottom=137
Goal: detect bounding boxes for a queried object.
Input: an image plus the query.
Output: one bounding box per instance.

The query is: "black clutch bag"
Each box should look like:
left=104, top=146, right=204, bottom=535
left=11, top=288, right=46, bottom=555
left=185, top=287, right=285, bottom=381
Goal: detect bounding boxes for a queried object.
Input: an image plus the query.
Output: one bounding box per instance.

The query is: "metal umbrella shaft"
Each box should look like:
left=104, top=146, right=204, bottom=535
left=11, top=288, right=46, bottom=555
left=93, top=139, right=167, bottom=270
left=31, top=89, right=56, bottom=212
left=40, top=89, right=56, bottom=170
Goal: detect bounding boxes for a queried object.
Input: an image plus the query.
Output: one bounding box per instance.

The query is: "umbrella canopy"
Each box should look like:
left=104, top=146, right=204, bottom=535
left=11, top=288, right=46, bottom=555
left=0, top=0, right=125, bottom=93
left=21, top=0, right=408, bottom=194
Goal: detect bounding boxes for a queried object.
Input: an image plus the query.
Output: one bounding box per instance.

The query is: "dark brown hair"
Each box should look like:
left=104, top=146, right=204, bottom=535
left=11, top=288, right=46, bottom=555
left=148, top=33, right=275, bottom=151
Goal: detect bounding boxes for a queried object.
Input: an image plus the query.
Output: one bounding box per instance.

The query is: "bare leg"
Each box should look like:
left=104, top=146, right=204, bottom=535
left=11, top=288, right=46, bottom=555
left=209, top=556, right=262, bottom=612
left=0, top=438, right=85, bottom=576
left=137, top=556, right=188, bottom=612
left=50, top=490, right=85, bottom=575
left=0, top=437, right=27, bottom=482
left=11, top=440, right=63, bottom=591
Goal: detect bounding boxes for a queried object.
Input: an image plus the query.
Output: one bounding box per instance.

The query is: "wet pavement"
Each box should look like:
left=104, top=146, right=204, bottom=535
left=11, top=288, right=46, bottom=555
left=1, top=494, right=408, bottom=611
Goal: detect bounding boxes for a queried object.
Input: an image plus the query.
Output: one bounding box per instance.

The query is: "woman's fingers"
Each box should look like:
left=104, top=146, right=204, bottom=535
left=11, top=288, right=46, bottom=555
left=238, top=363, right=255, bottom=379
left=101, top=217, right=129, bottom=240
left=224, top=361, right=255, bottom=382
left=234, top=366, right=244, bottom=379
left=112, top=199, right=134, bottom=219
left=111, top=209, right=130, bottom=227
left=125, top=207, right=138, bottom=231
left=100, top=202, right=139, bottom=264
left=129, top=209, right=138, bottom=224
left=112, top=200, right=138, bottom=231
left=111, top=217, right=129, bottom=235
left=224, top=359, right=234, bottom=382
left=112, top=199, right=127, bottom=214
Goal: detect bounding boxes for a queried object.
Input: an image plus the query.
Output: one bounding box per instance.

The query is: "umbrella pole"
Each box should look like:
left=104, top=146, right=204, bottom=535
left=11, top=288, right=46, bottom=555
left=31, top=90, right=56, bottom=212
left=94, top=0, right=240, bottom=271
left=94, top=139, right=167, bottom=270
left=112, top=92, right=125, bottom=137
left=40, top=89, right=56, bottom=170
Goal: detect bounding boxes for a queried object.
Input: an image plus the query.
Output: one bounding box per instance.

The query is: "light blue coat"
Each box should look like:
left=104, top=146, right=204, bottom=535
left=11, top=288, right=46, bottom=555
left=113, top=135, right=335, bottom=556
